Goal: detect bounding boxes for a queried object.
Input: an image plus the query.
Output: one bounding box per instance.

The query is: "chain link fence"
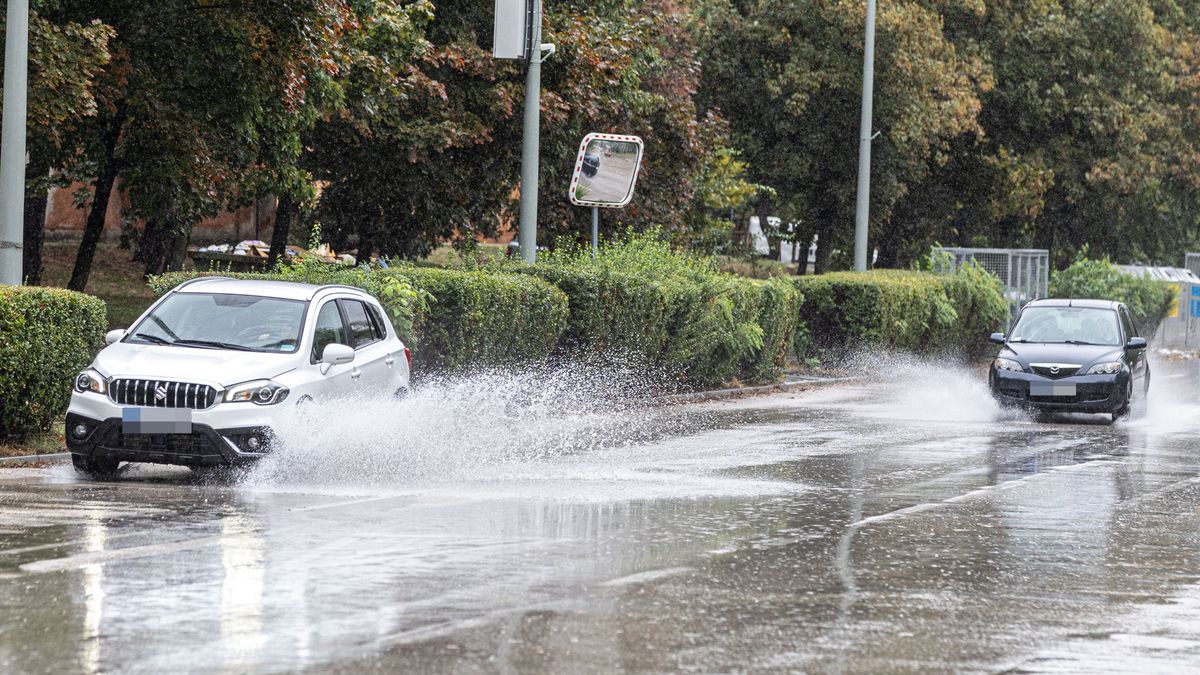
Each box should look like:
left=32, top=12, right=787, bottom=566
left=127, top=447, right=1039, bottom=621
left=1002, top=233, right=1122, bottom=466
left=1185, top=253, right=1200, bottom=278
left=1125, top=264, right=1200, bottom=349
left=932, top=247, right=1049, bottom=325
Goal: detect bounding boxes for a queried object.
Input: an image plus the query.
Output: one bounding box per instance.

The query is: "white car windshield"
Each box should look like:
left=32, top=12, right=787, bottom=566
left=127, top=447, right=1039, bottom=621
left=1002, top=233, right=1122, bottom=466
left=128, top=293, right=307, bottom=353
left=1009, top=306, right=1122, bottom=346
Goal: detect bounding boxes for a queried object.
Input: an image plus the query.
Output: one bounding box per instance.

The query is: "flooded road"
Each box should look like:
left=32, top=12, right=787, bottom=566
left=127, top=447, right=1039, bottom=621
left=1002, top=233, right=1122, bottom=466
left=3, top=357, right=1200, bottom=673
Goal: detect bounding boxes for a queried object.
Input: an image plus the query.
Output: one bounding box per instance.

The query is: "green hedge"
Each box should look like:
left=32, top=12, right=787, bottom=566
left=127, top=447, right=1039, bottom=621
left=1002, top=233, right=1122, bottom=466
left=1049, top=259, right=1175, bottom=335
left=793, top=267, right=1006, bottom=358
left=385, top=267, right=568, bottom=372
left=0, top=286, right=106, bottom=439
left=149, top=266, right=568, bottom=374
left=509, top=237, right=801, bottom=385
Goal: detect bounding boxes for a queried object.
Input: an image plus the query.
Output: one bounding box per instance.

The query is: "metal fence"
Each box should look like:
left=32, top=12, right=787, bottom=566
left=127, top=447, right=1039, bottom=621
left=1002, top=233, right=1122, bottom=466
left=932, top=247, right=1050, bottom=324
left=1123, top=264, right=1200, bottom=349
left=1185, top=253, right=1200, bottom=278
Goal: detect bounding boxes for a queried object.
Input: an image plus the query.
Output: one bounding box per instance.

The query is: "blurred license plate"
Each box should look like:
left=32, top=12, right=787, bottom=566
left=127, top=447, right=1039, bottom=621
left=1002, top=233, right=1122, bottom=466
left=1031, top=382, right=1076, bottom=397
left=122, top=408, right=192, bottom=434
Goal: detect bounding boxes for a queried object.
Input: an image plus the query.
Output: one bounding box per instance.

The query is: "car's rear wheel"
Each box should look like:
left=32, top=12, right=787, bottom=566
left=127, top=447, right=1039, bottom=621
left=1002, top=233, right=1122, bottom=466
left=72, top=453, right=121, bottom=480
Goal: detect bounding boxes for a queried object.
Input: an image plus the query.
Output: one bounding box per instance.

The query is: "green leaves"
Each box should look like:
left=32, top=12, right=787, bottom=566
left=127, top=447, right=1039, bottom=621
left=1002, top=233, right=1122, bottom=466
left=0, top=287, right=106, bottom=439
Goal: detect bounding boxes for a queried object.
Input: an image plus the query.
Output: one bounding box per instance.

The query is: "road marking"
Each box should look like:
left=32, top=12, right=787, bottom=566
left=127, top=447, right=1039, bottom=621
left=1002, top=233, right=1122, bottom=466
left=853, top=458, right=1116, bottom=530
left=19, top=535, right=225, bottom=574
left=600, top=567, right=691, bottom=587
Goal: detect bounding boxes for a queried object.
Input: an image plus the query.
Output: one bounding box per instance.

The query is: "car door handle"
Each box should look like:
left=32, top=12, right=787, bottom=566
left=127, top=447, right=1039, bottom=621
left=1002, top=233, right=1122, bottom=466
left=351, top=368, right=361, bottom=381
left=384, top=356, right=395, bottom=367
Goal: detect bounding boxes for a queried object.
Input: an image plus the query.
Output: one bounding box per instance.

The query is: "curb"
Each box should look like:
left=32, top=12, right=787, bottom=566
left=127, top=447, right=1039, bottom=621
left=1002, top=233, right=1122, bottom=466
left=657, top=375, right=859, bottom=404
left=0, top=452, right=70, bottom=464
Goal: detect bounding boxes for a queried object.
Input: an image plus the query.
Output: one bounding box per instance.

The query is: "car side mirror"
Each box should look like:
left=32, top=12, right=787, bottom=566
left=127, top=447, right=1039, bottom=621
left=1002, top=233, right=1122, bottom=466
left=105, top=329, right=126, bottom=345
left=1126, top=337, right=1147, bottom=350
left=988, top=332, right=1006, bottom=345
left=321, top=343, right=354, bottom=368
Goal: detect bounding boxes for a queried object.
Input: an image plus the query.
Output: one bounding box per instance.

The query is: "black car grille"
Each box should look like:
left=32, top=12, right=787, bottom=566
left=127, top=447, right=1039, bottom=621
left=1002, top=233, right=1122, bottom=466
left=109, top=379, right=218, bottom=409
left=1030, top=365, right=1080, bottom=379
left=116, top=431, right=219, bottom=456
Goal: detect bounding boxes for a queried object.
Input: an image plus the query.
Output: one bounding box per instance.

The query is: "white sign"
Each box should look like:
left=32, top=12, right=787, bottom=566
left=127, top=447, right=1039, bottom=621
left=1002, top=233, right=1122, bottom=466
left=568, top=133, right=644, bottom=208
left=493, top=0, right=531, bottom=60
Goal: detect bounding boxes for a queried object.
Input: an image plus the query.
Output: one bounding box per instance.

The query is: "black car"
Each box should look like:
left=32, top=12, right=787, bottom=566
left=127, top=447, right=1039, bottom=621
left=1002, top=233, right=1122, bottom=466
left=581, top=152, right=601, bottom=177
left=988, top=299, right=1149, bottom=420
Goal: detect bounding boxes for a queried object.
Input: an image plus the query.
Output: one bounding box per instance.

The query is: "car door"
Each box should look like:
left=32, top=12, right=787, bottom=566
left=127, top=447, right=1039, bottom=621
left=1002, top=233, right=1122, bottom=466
left=338, top=298, right=392, bottom=395
left=306, top=299, right=358, bottom=400
left=1118, top=306, right=1145, bottom=383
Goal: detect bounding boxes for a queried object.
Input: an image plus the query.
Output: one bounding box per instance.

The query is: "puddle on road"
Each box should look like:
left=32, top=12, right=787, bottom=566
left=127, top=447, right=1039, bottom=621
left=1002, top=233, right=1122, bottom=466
left=236, top=361, right=796, bottom=501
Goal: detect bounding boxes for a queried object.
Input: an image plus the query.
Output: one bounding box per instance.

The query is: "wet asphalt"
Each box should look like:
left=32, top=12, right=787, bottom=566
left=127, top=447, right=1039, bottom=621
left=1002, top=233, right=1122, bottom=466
left=3, top=357, right=1200, bottom=673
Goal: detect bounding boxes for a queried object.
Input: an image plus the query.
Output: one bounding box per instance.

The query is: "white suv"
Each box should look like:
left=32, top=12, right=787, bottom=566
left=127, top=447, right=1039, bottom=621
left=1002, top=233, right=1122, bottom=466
left=66, top=277, right=411, bottom=477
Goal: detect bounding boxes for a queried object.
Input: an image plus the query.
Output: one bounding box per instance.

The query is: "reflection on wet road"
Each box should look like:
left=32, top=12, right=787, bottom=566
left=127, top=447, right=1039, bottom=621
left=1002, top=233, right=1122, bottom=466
left=3, top=356, right=1200, bottom=672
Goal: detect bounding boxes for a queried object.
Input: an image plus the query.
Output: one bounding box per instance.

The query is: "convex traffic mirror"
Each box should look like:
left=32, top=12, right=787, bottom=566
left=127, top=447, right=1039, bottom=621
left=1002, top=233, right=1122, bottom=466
left=568, top=133, right=644, bottom=208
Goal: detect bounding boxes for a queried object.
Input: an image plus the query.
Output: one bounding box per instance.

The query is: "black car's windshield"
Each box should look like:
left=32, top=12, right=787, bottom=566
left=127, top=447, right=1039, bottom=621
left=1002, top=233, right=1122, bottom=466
left=1009, top=306, right=1122, bottom=346
left=128, top=293, right=306, bottom=353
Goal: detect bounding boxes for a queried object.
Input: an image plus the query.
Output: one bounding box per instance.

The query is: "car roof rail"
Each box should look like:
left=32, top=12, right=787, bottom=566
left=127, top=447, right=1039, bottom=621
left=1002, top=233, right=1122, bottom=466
left=315, top=284, right=370, bottom=296
left=176, top=275, right=234, bottom=290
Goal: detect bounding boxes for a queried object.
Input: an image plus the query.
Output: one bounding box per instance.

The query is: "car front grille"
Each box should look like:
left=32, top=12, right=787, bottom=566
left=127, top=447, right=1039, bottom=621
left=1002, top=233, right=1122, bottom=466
left=1030, top=365, right=1080, bottom=379
left=116, top=431, right=220, bottom=456
left=109, top=379, right=218, bottom=409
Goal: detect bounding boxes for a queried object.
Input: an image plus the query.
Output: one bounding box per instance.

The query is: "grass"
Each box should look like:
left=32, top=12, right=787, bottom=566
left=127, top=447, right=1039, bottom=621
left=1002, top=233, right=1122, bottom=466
left=715, top=255, right=802, bottom=279
left=0, top=423, right=65, bottom=458
left=39, top=237, right=160, bottom=329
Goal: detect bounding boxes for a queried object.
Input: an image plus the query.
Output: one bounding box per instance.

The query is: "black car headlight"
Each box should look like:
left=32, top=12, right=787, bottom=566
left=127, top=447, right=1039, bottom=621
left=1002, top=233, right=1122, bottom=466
left=994, top=357, right=1024, bottom=372
left=1086, top=361, right=1124, bottom=375
left=224, top=379, right=289, bottom=405
left=74, top=368, right=107, bottom=395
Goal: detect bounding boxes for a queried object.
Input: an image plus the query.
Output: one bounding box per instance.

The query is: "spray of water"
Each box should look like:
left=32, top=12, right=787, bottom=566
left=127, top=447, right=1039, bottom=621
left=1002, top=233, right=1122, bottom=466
left=242, top=359, right=696, bottom=489
left=825, top=350, right=1016, bottom=424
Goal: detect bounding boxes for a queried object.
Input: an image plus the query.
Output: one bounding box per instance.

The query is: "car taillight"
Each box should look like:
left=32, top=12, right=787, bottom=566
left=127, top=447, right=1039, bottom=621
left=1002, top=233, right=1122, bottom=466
left=404, top=347, right=412, bottom=368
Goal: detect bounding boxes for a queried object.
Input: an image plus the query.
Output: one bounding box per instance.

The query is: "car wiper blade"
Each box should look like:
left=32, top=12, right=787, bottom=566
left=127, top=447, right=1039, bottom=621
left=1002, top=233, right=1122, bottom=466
left=132, top=333, right=173, bottom=345
left=173, top=339, right=254, bottom=351
left=1063, top=340, right=1099, bottom=345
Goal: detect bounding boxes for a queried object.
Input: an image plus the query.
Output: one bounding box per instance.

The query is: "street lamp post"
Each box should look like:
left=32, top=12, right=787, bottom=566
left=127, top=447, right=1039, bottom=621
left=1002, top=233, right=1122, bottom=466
left=0, top=0, right=28, bottom=285
left=853, top=0, right=876, bottom=273
left=517, top=0, right=544, bottom=264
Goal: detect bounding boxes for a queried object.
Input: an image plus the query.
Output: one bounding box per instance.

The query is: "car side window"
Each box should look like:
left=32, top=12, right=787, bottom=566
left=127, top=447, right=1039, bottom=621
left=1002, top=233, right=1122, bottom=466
left=340, top=300, right=378, bottom=348
left=312, top=301, right=349, bottom=362
left=1119, top=307, right=1137, bottom=340
left=365, top=303, right=388, bottom=340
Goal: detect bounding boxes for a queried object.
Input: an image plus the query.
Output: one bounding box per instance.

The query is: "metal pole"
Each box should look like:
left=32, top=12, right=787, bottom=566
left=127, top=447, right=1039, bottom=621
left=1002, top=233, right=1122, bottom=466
left=517, top=0, right=544, bottom=264
left=0, top=0, right=29, bottom=285
left=852, top=0, right=876, bottom=273
left=591, top=206, right=598, bottom=259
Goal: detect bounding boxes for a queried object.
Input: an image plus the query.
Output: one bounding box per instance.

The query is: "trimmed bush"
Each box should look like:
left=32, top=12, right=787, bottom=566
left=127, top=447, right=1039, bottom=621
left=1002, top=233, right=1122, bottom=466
left=386, top=267, right=568, bottom=372
left=507, top=232, right=801, bottom=385
left=149, top=264, right=569, bottom=374
left=793, top=266, right=1005, bottom=358
left=1049, top=259, right=1175, bottom=335
left=0, top=286, right=106, bottom=439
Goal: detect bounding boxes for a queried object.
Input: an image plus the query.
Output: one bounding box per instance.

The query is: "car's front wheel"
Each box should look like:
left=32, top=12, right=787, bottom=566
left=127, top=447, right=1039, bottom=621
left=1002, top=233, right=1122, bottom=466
left=1112, top=380, right=1134, bottom=421
left=72, top=453, right=121, bottom=480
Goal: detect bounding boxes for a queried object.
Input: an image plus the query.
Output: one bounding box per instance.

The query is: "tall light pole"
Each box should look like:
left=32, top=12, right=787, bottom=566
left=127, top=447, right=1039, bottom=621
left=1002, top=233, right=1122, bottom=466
left=853, top=0, right=876, bottom=273
left=0, top=0, right=28, bottom=285
left=517, top=0, right=544, bottom=264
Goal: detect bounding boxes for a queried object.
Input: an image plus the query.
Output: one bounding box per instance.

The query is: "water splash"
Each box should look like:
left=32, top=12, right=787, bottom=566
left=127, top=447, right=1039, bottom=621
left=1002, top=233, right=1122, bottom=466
left=242, top=360, right=692, bottom=488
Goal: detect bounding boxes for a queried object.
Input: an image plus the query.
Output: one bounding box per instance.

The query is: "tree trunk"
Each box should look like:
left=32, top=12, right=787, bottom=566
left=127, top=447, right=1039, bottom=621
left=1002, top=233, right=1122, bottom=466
left=139, top=220, right=178, bottom=278
left=69, top=109, right=125, bottom=291
left=267, top=194, right=294, bottom=269
left=21, top=187, right=47, bottom=285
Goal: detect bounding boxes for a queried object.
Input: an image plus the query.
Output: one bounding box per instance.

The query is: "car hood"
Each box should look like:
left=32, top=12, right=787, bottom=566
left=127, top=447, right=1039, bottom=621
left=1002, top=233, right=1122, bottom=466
left=91, top=342, right=298, bottom=387
left=1002, top=342, right=1123, bottom=368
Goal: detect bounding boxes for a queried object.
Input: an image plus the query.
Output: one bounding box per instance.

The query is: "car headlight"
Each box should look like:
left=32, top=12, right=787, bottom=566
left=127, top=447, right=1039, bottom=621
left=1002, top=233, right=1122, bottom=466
left=994, top=357, right=1024, bottom=372
left=224, top=379, right=289, bottom=405
left=74, top=368, right=107, bottom=395
left=1086, top=361, right=1125, bottom=375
